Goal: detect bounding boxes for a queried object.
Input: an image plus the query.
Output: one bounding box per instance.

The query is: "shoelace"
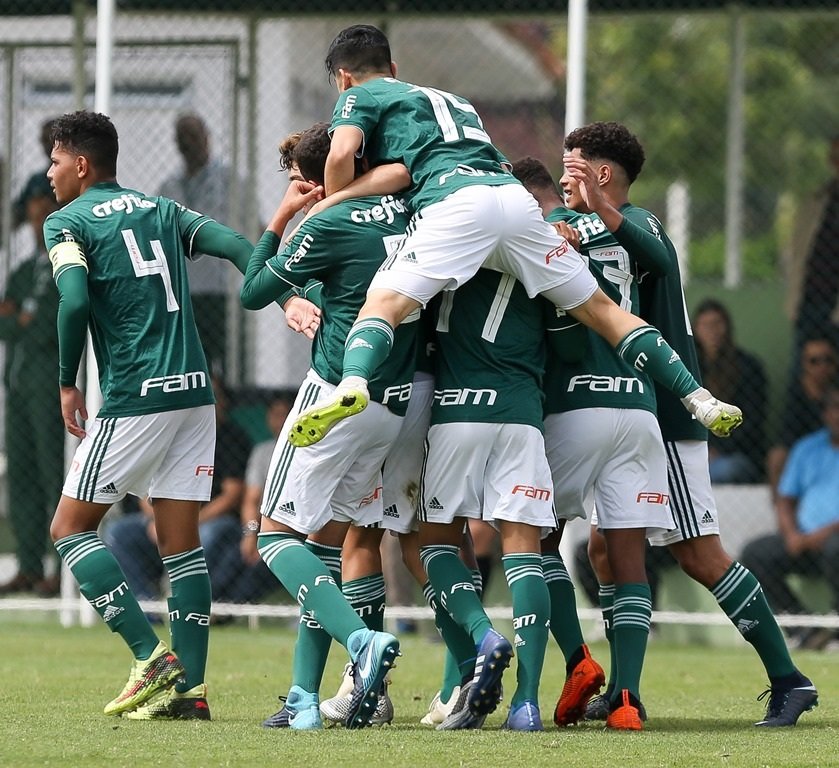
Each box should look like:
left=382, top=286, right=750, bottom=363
left=756, top=687, right=785, bottom=719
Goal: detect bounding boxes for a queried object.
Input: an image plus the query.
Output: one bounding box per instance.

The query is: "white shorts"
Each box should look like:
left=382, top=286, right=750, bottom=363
left=648, top=440, right=720, bottom=546
left=421, top=421, right=557, bottom=529
left=379, top=373, right=433, bottom=534
left=261, top=370, right=403, bottom=535
left=544, top=408, right=673, bottom=534
left=63, top=405, right=215, bottom=504
left=369, top=184, right=598, bottom=308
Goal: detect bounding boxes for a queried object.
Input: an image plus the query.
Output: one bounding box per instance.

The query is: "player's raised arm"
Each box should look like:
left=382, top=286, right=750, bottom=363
left=325, top=125, right=364, bottom=196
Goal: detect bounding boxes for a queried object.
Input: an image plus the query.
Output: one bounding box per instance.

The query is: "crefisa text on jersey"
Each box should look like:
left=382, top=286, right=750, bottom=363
left=91, top=193, right=157, bottom=218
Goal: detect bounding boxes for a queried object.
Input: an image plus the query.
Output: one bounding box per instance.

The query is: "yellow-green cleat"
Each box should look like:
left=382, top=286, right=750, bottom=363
left=123, top=683, right=210, bottom=720
left=288, top=380, right=369, bottom=447
left=103, top=642, right=185, bottom=716
left=681, top=387, right=743, bottom=438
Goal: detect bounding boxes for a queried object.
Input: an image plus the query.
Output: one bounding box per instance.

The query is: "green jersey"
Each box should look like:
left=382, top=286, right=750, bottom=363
left=543, top=207, right=654, bottom=415
left=241, top=195, right=417, bottom=416
left=431, top=269, right=545, bottom=430
left=45, top=182, right=214, bottom=417
left=331, top=77, right=517, bottom=211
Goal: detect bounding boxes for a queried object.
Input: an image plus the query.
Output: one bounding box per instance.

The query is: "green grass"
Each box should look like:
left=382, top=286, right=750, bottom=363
left=0, top=620, right=836, bottom=768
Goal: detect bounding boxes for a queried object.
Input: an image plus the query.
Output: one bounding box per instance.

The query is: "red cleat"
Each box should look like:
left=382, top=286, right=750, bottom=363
left=553, top=644, right=605, bottom=726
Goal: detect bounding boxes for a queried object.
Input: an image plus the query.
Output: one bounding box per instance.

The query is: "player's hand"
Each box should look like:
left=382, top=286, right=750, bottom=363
left=553, top=220, right=581, bottom=250
left=562, top=154, right=606, bottom=212
left=283, top=296, right=321, bottom=339
left=60, top=385, right=88, bottom=439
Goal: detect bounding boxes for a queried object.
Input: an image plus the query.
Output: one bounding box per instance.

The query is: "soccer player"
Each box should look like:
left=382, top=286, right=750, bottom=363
left=554, top=121, right=818, bottom=728
left=418, top=266, right=561, bottom=731
left=45, top=110, right=254, bottom=719
left=289, top=24, right=742, bottom=447
left=239, top=122, right=415, bottom=730
left=514, top=152, right=670, bottom=730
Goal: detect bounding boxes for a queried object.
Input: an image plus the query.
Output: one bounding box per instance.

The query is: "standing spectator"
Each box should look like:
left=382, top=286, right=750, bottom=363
left=784, top=134, right=839, bottom=352
left=12, top=117, right=57, bottom=229
left=159, top=113, right=248, bottom=376
left=742, top=385, right=839, bottom=649
left=767, top=337, right=838, bottom=495
left=693, top=298, right=768, bottom=483
left=0, top=189, right=63, bottom=596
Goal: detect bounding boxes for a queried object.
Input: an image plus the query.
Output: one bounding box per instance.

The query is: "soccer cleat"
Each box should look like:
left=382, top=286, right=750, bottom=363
left=755, top=681, right=818, bottom=727
left=123, top=684, right=210, bottom=720
left=605, top=689, right=644, bottom=731
left=321, top=674, right=394, bottom=726
left=681, top=387, right=743, bottom=438
left=554, top=644, right=606, bottom=726
left=103, top=642, right=185, bottom=716
left=344, top=630, right=400, bottom=729
left=283, top=685, right=322, bottom=730
left=288, top=378, right=369, bottom=447
left=262, top=695, right=292, bottom=728
left=467, top=628, right=514, bottom=716
left=436, top=682, right=487, bottom=731
left=420, top=686, right=461, bottom=726
left=584, top=692, right=610, bottom=721
left=502, top=701, right=544, bottom=732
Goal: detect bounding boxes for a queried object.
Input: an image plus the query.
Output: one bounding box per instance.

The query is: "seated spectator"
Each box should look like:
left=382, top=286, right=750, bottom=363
left=741, top=385, right=839, bottom=650
left=105, top=377, right=251, bottom=605
left=692, top=298, right=767, bottom=483
left=211, top=391, right=294, bottom=605
left=766, top=337, right=838, bottom=495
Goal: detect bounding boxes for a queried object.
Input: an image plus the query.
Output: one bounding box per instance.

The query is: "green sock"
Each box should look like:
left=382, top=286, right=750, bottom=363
left=542, top=551, right=585, bottom=665
left=503, top=553, right=549, bottom=706
left=343, top=573, right=386, bottom=632
left=471, top=568, right=484, bottom=600
left=342, top=317, right=394, bottom=380
left=616, top=325, right=699, bottom=398
left=611, top=583, right=652, bottom=702
left=420, top=545, right=491, bottom=645
left=55, top=533, right=159, bottom=659
left=422, top=581, right=477, bottom=689
left=599, top=584, right=616, bottom=691
left=711, top=562, right=796, bottom=679
left=163, top=547, right=210, bottom=691
left=258, top=533, right=364, bottom=650
left=290, top=541, right=343, bottom=693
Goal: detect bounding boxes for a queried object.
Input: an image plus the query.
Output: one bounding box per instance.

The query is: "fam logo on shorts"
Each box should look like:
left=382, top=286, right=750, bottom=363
left=359, top=486, right=383, bottom=507
left=511, top=485, right=551, bottom=501
left=545, top=241, right=569, bottom=264
left=636, top=491, right=669, bottom=505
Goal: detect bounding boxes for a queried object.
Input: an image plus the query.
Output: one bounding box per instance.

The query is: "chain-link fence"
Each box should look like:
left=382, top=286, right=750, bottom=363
left=0, top=1, right=837, bottom=646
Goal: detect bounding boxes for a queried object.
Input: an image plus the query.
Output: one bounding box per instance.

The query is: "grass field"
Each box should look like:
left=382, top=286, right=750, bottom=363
left=0, top=618, right=835, bottom=768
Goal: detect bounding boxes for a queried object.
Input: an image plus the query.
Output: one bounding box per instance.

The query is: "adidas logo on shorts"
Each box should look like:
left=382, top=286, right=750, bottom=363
left=383, top=504, right=399, bottom=518
left=98, top=482, right=118, bottom=496
left=701, top=511, right=715, bottom=525
left=426, top=497, right=444, bottom=511
left=277, top=501, right=296, bottom=516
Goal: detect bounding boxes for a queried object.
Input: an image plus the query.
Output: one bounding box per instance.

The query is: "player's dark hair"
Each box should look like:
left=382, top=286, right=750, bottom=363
left=325, top=24, right=392, bottom=82
left=564, top=121, right=645, bottom=184
left=287, top=121, right=363, bottom=185
left=51, top=110, right=118, bottom=176
left=511, top=156, right=559, bottom=194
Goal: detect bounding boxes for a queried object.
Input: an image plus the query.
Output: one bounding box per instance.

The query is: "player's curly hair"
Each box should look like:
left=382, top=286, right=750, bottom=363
left=564, top=122, right=645, bottom=184
left=50, top=110, right=118, bottom=176
left=278, top=121, right=362, bottom=185
left=325, top=24, right=392, bottom=82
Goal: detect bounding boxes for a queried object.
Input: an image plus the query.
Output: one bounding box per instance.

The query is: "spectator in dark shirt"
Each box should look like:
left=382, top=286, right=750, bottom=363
left=692, top=298, right=767, bottom=483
